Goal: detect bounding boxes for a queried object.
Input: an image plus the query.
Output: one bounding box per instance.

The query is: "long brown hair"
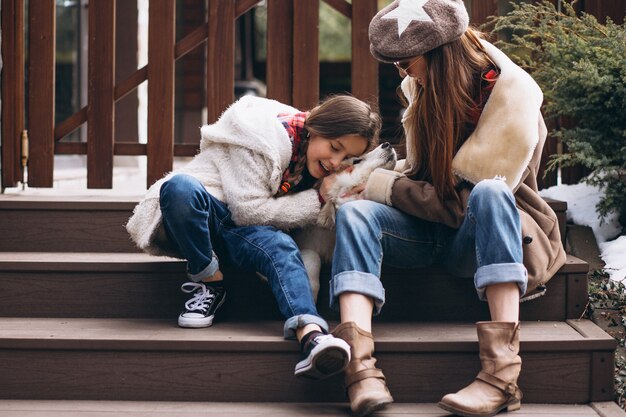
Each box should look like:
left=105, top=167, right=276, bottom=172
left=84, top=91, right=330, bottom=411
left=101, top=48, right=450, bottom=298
left=404, top=28, right=494, bottom=201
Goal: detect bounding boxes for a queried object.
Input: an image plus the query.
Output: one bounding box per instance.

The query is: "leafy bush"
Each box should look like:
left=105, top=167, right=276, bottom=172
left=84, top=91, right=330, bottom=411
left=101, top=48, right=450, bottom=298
left=488, top=1, right=626, bottom=227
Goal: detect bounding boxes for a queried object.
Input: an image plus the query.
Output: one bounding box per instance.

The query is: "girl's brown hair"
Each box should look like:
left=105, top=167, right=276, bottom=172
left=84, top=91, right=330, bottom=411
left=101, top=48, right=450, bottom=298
left=404, top=28, right=494, bottom=202
left=276, top=95, right=381, bottom=197
left=305, top=95, right=381, bottom=148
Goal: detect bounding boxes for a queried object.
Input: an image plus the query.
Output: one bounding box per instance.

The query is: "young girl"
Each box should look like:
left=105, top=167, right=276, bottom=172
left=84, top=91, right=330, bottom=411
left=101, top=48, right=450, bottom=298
left=328, top=1, right=566, bottom=416
left=126, top=94, right=381, bottom=380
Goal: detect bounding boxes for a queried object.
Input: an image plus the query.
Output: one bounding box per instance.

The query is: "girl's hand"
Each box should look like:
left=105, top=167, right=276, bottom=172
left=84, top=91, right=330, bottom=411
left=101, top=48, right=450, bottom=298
left=319, top=174, right=337, bottom=202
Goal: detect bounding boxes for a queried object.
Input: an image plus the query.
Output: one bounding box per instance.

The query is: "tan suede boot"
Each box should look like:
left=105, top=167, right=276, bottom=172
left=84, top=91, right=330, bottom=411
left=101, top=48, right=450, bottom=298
left=438, top=322, right=523, bottom=417
left=332, top=322, right=393, bottom=417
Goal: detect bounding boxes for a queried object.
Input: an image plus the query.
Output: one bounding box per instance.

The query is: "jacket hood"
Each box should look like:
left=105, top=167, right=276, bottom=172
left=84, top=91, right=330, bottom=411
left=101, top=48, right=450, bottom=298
left=200, top=96, right=300, bottom=171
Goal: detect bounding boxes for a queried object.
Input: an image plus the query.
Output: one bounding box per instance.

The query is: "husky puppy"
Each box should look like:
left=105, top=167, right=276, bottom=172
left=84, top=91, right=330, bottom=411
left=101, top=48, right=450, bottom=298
left=292, top=142, right=397, bottom=300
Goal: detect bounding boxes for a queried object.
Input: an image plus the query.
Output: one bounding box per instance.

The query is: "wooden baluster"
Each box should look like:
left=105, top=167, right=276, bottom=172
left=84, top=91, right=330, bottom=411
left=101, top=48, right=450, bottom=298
left=147, top=0, right=175, bottom=187
left=1, top=0, right=25, bottom=188
left=87, top=0, right=116, bottom=188
left=266, top=0, right=294, bottom=105
left=115, top=0, right=139, bottom=144
left=351, top=0, right=378, bottom=104
left=470, top=0, right=498, bottom=26
left=293, top=0, right=319, bottom=110
left=583, top=0, right=624, bottom=24
left=28, top=0, right=55, bottom=187
left=206, top=0, right=235, bottom=124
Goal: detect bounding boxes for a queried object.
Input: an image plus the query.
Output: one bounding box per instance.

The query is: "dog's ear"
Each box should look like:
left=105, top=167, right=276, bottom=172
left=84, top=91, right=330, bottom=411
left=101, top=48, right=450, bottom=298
left=327, top=204, right=337, bottom=228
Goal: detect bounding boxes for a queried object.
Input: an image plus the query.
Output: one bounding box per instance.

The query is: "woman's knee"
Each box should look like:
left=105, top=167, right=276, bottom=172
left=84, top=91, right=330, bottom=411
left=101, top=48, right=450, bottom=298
left=336, top=200, right=380, bottom=229
left=469, top=179, right=515, bottom=212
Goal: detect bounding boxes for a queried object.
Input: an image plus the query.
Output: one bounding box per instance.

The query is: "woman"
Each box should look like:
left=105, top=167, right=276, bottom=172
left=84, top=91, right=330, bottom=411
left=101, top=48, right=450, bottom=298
left=126, top=94, right=381, bottom=380
left=328, top=1, right=566, bottom=416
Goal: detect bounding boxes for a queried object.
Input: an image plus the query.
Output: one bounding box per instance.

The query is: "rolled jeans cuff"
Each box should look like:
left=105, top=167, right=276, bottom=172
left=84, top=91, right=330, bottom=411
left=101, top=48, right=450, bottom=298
left=188, top=252, right=219, bottom=282
left=330, top=271, right=386, bottom=316
left=283, top=314, right=329, bottom=340
left=475, top=263, right=528, bottom=301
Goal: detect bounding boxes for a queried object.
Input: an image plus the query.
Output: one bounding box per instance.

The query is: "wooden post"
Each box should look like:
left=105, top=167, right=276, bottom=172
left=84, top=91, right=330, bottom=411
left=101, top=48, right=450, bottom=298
left=1, top=0, right=25, bottom=189
left=583, top=0, right=624, bottom=24
left=351, top=0, right=378, bottom=104
left=292, top=0, right=319, bottom=110
left=87, top=0, right=116, bottom=188
left=206, top=0, right=235, bottom=124
left=27, top=0, right=56, bottom=187
left=115, top=0, right=138, bottom=143
left=266, top=0, right=294, bottom=105
left=147, top=0, right=175, bottom=186
left=470, top=0, right=498, bottom=26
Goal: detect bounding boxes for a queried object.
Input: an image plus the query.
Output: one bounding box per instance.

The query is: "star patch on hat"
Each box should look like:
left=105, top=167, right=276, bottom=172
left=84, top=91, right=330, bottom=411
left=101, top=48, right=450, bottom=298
left=382, top=0, right=433, bottom=37
left=369, top=0, right=469, bottom=63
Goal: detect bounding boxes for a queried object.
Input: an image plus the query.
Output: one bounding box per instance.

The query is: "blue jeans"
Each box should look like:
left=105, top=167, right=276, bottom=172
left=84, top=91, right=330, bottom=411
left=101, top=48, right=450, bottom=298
left=330, top=179, right=527, bottom=314
left=160, top=174, right=328, bottom=338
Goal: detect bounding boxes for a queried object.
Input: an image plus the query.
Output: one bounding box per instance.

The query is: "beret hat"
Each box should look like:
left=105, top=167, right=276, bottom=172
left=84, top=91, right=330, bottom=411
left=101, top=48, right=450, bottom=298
left=369, top=0, right=469, bottom=63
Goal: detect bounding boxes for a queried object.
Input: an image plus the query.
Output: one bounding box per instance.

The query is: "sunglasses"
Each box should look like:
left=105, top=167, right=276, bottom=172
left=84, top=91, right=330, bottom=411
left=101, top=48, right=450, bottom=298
left=393, top=56, right=423, bottom=74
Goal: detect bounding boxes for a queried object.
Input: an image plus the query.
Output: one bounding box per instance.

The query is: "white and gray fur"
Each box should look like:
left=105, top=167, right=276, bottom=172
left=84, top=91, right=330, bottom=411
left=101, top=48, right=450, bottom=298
left=292, top=143, right=397, bottom=300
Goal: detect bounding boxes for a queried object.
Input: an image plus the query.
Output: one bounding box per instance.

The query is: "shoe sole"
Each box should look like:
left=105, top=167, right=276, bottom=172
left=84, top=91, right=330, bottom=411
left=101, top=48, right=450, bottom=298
left=177, top=293, right=226, bottom=328
left=354, top=397, right=394, bottom=417
left=294, top=338, right=350, bottom=380
left=437, top=400, right=516, bottom=417
left=178, top=314, right=215, bottom=328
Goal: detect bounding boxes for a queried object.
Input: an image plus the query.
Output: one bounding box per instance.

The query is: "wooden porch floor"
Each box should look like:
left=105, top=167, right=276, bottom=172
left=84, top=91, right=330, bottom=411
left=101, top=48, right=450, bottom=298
left=0, top=401, right=622, bottom=417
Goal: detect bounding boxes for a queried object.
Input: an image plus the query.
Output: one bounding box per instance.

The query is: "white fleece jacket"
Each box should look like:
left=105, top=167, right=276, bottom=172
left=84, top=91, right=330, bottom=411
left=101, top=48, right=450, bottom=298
left=126, top=96, right=322, bottom=256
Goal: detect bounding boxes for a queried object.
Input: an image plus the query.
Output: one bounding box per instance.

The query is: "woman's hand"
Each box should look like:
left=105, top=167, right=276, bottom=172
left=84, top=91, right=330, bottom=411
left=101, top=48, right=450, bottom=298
left=340, top=183, right=366, bottom=200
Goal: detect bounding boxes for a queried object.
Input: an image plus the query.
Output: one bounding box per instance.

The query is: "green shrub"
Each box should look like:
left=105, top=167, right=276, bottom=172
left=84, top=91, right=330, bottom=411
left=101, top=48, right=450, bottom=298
left=488, top=1, right=626, bottom=227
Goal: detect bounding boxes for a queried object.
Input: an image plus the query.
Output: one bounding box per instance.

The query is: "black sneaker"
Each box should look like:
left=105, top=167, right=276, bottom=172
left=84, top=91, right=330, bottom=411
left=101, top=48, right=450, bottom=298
left=178, top=282, right=226, bottom=328
left=294, top=332, right=351, bottom=379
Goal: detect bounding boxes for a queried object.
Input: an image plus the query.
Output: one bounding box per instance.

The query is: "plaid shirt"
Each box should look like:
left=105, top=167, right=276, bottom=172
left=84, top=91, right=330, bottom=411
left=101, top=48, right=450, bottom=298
left=277, top=112, right=309, bottom=193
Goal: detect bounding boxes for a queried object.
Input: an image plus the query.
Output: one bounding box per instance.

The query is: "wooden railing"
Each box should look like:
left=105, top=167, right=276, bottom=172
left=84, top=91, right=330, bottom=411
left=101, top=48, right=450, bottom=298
left=1, top=0, right=378, bottom=189
left=1, top=0, right=624, bottom=190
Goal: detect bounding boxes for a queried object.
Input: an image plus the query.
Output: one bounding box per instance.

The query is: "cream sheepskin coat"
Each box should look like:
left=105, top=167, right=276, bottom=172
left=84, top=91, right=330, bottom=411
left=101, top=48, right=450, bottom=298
left=126, top=96, right=322, bottom=257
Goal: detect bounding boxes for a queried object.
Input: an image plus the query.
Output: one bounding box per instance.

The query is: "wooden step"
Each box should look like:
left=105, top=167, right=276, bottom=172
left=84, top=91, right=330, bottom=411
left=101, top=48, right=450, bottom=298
left=0, top=195, right=568, bottom=253
left=0, top=318, right=615, bottom=404
left=0, top=400, right=623, bottom=417
left=0, top=252, right=588, bottom=321
left=0, top=196, right=139, bottom=253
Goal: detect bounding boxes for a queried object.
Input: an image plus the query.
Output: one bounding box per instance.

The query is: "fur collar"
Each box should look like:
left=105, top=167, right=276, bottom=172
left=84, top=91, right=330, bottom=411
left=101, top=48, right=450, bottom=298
left=451, top=40, right=543, bottom=189
left=399, top=40, right=543, bottom=190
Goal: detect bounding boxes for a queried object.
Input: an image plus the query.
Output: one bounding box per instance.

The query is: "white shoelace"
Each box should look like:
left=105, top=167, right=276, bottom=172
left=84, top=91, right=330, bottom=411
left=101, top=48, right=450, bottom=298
left=181, top=282, right=216, bottom=312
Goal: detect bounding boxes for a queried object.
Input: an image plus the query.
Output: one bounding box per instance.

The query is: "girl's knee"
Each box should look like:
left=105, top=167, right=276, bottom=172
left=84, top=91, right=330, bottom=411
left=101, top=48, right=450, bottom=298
left=160, top=174, right=207, bottom=215
left=161, top=174, right=201, bottom=198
